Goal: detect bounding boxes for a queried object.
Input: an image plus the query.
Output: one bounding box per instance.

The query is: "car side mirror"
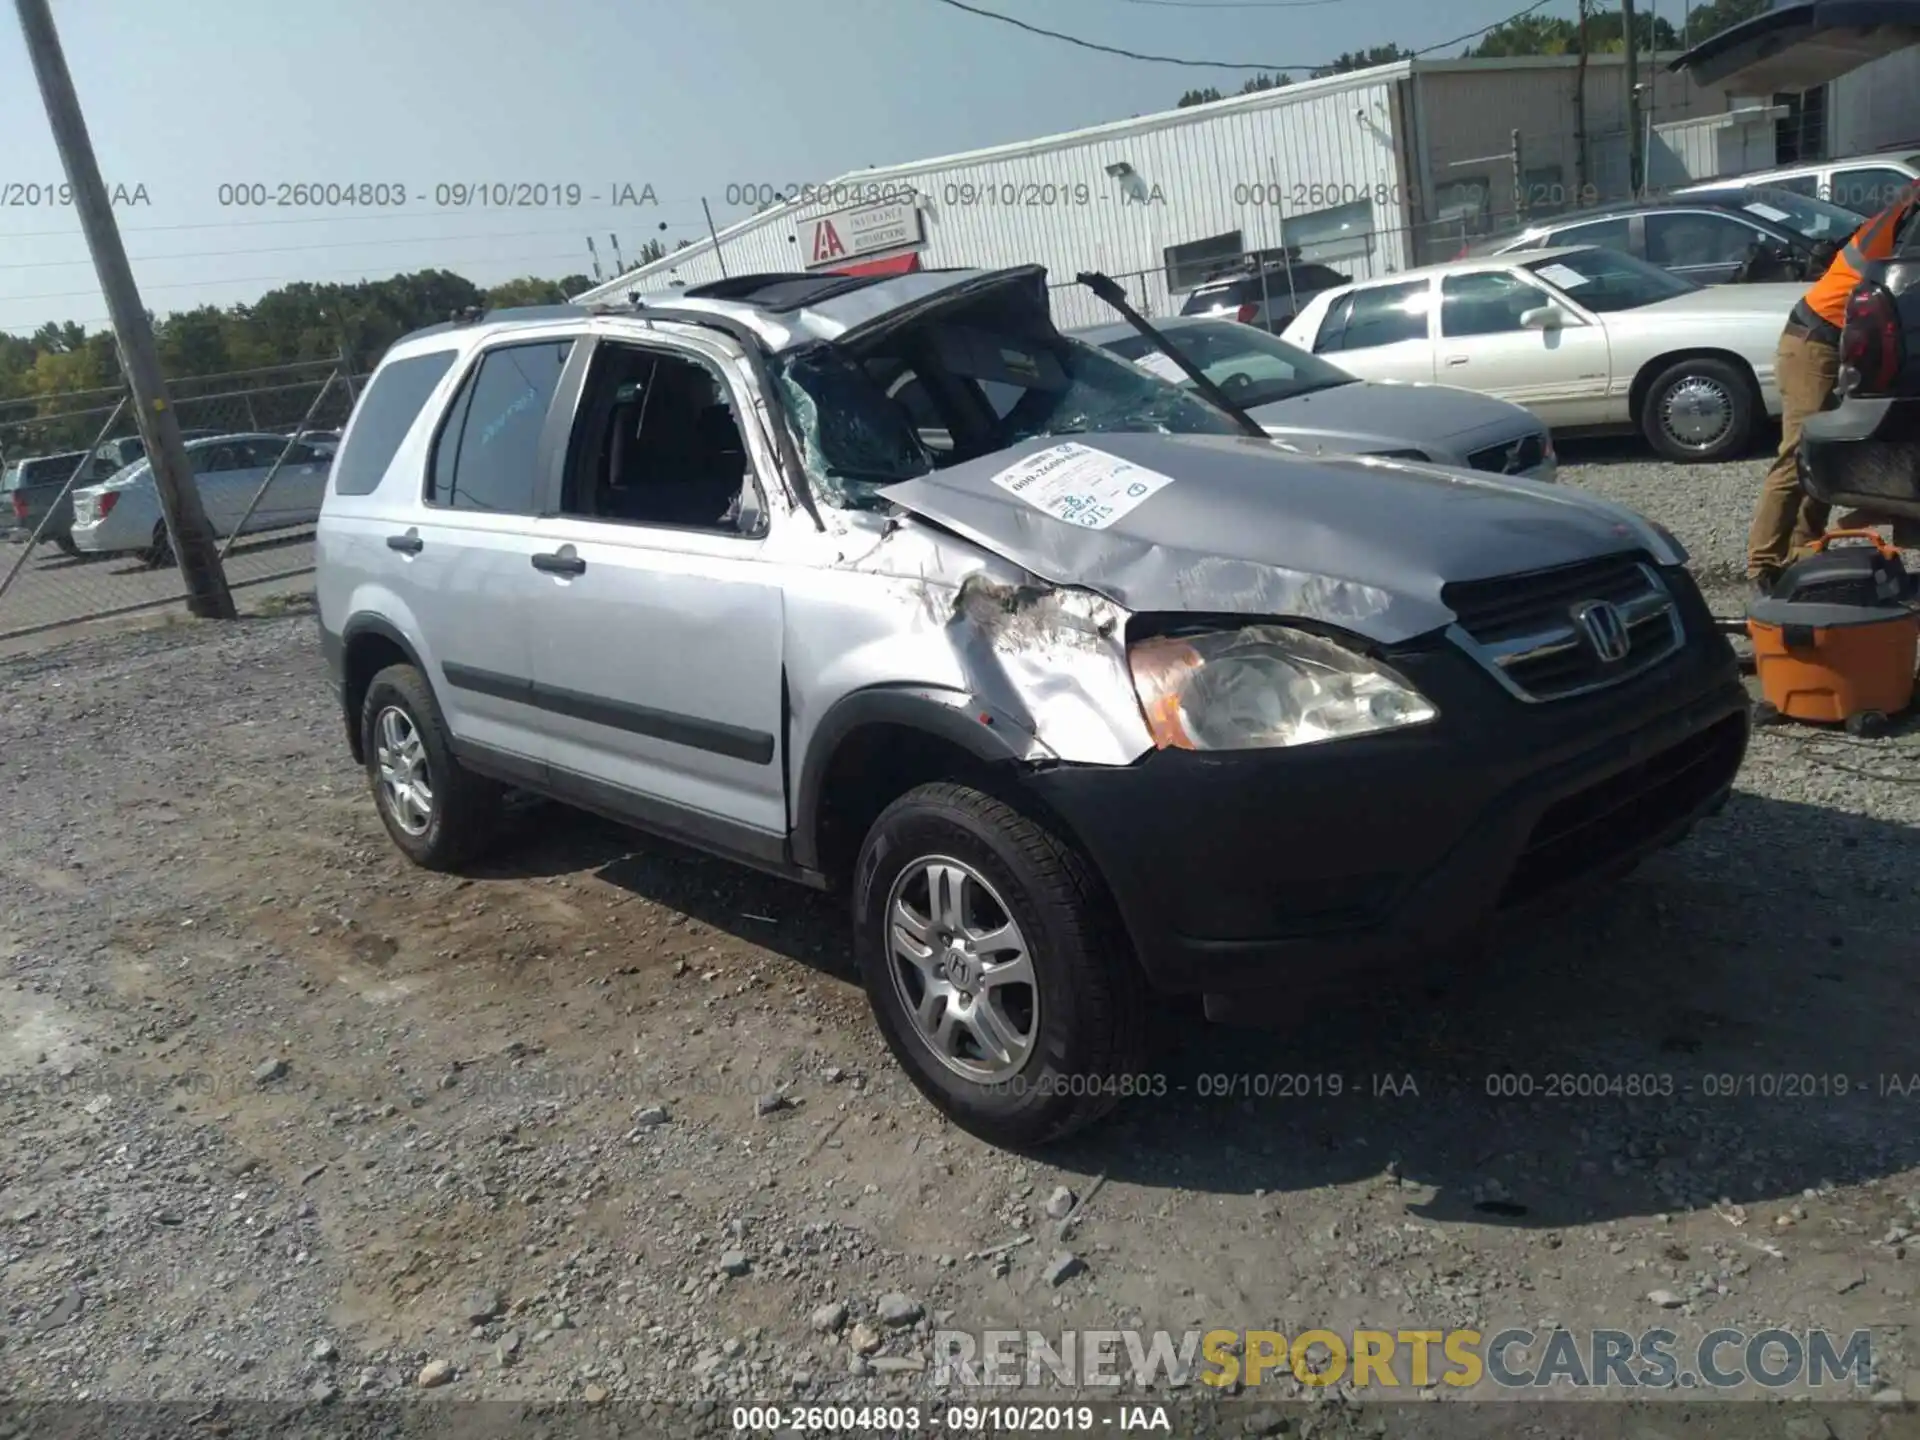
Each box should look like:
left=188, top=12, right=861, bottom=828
left=1520, top=305, right=1563, bottom=330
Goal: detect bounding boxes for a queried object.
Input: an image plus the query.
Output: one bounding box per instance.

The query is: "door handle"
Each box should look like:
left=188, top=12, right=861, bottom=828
left=1444, top=355, right=1469, bottom=366
left=386, top=532, right=423, bottom=554
left=532, top=551, right=586, bottom=576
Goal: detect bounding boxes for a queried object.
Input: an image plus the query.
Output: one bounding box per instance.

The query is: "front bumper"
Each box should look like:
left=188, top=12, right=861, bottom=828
left=1801, top=395, right=1920, bottom=521
left=1024, top=585, right=1747, bottom=1002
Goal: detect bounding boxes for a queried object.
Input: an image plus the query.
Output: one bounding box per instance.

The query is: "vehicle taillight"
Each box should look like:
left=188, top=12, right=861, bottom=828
left=1840, top=283, right=1903, bottom=395
left=10, top=492, right=24, bottom=521
left=96, top=492, right=118, bottom=519
left=1235, top=302, right=1258, bottom=324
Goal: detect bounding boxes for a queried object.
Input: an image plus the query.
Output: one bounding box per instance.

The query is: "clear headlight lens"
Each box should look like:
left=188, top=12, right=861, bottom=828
left=1128, top=625, right=1438, bottom=751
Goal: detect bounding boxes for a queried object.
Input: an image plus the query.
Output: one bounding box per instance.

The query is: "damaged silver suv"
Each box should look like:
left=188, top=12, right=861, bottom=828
left=316, top=266, right=1750, bottom=1147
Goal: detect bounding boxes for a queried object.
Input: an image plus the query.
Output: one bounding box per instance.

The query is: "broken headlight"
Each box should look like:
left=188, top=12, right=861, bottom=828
left=1128, top=625, right=1437, bottom=751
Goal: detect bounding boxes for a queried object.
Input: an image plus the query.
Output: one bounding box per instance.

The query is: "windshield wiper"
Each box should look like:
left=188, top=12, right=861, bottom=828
left=1075, top=271, right=1269, bottom=440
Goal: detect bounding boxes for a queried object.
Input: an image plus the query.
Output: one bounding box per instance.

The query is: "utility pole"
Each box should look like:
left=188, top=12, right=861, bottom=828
left=1623, top=0, right=1643, bottom=195
left=702, top=198, right=730, bottom=277
left=14, top=0, right=233, bottom=618
left=1574, top=0, right=1590, bottom=196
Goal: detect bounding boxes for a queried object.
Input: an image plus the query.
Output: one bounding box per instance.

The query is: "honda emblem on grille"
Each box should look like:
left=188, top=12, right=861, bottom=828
left=1572, top=599, right=1631, bottom=663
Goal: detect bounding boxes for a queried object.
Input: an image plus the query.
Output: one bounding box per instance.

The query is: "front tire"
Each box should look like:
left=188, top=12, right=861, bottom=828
left=52, top=533, right=79, bottom=557
left=1641, top=357, right=1756, bottom=463
left=852, top=781, right=1146, bottom=1147
left=360, top=663, right=502, bottom=871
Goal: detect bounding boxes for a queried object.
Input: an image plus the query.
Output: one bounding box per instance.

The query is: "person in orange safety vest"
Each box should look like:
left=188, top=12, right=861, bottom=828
left=1748, top=182, right=1920, bottom=595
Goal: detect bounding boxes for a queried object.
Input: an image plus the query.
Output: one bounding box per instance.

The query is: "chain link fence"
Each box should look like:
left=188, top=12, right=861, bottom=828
left=0, top=360, right=361, bottom=641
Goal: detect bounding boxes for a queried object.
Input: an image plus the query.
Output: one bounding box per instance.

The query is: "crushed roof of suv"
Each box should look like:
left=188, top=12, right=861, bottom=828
left=387, top=267, right=1026, bottom=358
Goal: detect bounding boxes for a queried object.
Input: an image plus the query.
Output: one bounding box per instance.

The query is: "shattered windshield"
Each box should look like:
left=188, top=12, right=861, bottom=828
left=772, top=326, right=1243, bottom=512
left=772, top=345, right=935, bottom=512
left=988, top=335, right=1244, bottom=446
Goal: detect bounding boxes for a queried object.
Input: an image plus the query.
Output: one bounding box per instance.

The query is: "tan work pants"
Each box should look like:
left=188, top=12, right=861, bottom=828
left=1746, top=330, right=1840, bottom=579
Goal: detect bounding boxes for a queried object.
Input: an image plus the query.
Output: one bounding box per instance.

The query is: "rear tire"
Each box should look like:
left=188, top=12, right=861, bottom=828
left=1640, top=357, right=1756, bottom=463
left=852, top=781, right=1147, bottom=1148
left=52, top=533, right=79, bottom=557
left=141, top=522, right=173, bottom=569
left=360, top=663, right=503, bottom=871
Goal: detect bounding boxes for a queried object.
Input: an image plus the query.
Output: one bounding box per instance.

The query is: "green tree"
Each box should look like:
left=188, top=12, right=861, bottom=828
left=636, top=238, right=668, bottom=265
left=1466, top=7, right=1679, bottom=56
left=1178, top=72, right=1291, bottom=109
left=1682, top=0, right=1768, bottom=47
left=1314, top=44, right=1407, bottom=77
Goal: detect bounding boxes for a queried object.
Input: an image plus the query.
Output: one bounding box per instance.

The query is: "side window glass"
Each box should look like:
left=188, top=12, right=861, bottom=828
left=560, top=344, right=756, bottom=533
left=333, top=350, right=457, bottom=497
left=1312, top=293, right=1355, bottom=353
left=1554, top=217, right=1632, bottom=252
left=1646, top=213, right=1762, bottom=267
left=1336, top=282, right=1431, bottom=351
left=428, top=340, right=572, bottom=515
left=1440, top=272, right=1544, bottom=337
left=1831, top=167, right=1912, bottom=213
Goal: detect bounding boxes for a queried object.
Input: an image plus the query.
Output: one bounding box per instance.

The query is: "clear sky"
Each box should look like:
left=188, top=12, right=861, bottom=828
left=0, top=0, right=1607, bottom=336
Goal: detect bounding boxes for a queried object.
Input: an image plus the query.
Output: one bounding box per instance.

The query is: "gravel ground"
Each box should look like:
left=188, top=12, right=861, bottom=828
left=3, top=445, right=1919, bottom=1433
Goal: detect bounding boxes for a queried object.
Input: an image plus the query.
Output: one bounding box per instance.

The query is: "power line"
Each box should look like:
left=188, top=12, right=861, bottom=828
left=926, top=0, right=1560, bottom=68
left=1113, top=0, right=1345, bottom=8
left=0, top=224, right=635, bottom=272
left=0, top=203, right=715, bottom=243
left=0, top=246, right=592, bottom=307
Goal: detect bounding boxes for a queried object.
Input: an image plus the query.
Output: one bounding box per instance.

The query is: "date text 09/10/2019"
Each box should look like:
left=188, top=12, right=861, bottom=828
left=213, top=182, right=660, bottom=209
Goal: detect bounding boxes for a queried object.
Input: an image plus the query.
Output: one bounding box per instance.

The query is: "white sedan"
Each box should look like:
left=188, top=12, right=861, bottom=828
left=1278, top=245, right=1804, bottom=462
left=70, top=432, right=333, bottom=565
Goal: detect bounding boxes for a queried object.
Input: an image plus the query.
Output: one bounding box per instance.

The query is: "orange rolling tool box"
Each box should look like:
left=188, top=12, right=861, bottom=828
left=1746, top=530, right=1919, bottom=737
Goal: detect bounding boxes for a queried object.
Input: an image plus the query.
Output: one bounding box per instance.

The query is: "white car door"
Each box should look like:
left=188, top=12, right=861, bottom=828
left=245, top=437, right=330, bottom=529
left=1305, top=278, right=1437, bottom=385
left=1434, top=269, right=1614, bottom=426
left=191, top=442, right=252, bottom=535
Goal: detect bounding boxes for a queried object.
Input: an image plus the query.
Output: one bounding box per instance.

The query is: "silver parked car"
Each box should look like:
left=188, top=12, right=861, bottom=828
left=70, top=432, right=333, bottom=564
left=1070, top=315, right=1555, bottom=479
left=317, top=268, right=1749, bottom=1146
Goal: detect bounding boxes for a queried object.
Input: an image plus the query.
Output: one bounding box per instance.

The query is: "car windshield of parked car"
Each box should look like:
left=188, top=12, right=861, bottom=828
left=1521, top=247, right=1696, bottom=312
left=1099, top=321, right=1356, bottom=407
left=1734, top=188, right=1862, bottom=243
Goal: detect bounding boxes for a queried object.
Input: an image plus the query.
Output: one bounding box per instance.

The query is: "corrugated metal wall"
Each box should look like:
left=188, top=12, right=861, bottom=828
left=580, top=68, right=1414, bottom=325
left=1828, top=47, right=1920, bottom=156
left=1413, top=56, right=1722, bottom=252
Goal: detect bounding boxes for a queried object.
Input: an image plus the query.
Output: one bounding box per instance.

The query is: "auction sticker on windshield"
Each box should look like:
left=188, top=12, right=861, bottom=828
left=989, top=441, right=1175, bottom=530
left=1128, top=350, right=1190, bottom=384
left=1535, top=262, right=1590, bottom=290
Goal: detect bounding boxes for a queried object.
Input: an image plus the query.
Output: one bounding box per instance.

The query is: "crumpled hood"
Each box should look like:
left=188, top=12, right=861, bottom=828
left=880, top=432, right=1665, bottom=645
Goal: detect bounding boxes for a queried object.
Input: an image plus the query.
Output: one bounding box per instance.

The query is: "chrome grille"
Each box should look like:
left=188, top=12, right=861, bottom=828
left=1444, top=554, right=1684, bottom=702
left=1467, top=432, right=1547, bottom=474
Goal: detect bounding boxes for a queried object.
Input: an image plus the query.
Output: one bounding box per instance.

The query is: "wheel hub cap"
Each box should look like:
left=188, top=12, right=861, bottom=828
left=374, top=705, right=433, bottom=836
left=885, top=857, right=1039, bottom=1084
left=1663, top=378, right=1732, bottom=447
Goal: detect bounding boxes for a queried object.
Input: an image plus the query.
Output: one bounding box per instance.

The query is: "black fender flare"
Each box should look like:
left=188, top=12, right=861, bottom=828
left=336, top=614, right=430, bottom=761
left=789, top=685, right=1049, bottom=873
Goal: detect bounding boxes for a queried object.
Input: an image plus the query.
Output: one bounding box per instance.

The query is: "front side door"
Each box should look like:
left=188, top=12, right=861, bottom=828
left=190, top=442, right=252, bottom=534
left=1436, top=269, right=1614, bottom=425
left=522, top=331, right=789, bottom=850
left=246, top=437, right=331, bottom=529
left=1644, top=210, right=1777, bottom=284
left=1309, top=278, right=1437, bottom=384
left=404, top=336, right=579, bottom=764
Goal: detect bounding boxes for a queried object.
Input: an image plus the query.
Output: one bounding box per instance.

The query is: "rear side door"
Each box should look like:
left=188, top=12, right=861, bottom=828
left=1828, top=164, right=1917, bottom=214
left=521, top=329, right=790, bottom=852
left=191, top=443, right=251, bottom=533
left=404, top=336, right=582, bottom=764
left=242, top=437, right=330, bottom=529
left=1435, top=269, right=1614, bottom=424
left=1307, top=278, right=1437, bottom=384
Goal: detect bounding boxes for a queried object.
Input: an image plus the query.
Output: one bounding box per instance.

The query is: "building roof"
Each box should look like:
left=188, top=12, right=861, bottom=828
left=574, top=52, right=1692, bottom=306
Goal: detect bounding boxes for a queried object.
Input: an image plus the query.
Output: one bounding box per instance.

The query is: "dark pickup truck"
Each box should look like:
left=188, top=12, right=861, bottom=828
left=1799, top=206, right=1920, bottom=538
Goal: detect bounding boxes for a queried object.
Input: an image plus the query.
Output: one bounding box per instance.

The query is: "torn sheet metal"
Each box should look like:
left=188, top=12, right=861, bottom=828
left=881, top=431, right=1656, bottom=645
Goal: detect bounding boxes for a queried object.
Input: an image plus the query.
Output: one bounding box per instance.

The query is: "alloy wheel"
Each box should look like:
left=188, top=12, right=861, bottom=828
left=374, top=705, right=434, bottom=836
left=884, top=855, right=1040, bottom=1084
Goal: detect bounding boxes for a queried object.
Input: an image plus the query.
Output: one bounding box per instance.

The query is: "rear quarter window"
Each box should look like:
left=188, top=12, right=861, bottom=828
left=331, top=349, right=460, bottom=498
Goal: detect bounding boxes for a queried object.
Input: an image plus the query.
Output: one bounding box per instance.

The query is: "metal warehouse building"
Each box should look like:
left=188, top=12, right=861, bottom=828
left=576, top=55, right=1722, bottom=327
